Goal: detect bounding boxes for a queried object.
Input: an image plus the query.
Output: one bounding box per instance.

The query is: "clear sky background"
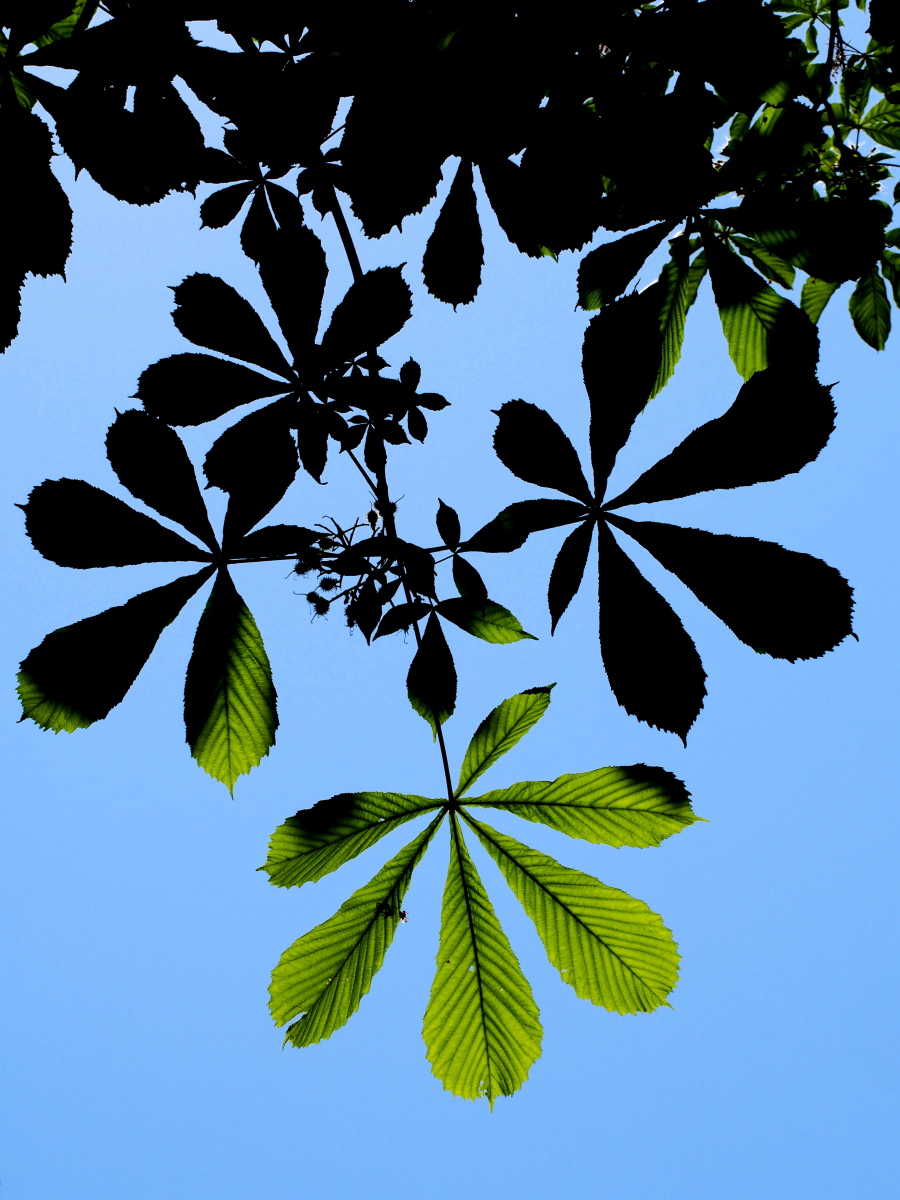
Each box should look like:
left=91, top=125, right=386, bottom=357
left=2, top=48, right=898, bottom=1199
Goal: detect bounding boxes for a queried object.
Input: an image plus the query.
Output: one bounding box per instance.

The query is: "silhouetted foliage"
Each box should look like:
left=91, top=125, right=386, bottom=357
left=5, top=0, right=893, bottom=1101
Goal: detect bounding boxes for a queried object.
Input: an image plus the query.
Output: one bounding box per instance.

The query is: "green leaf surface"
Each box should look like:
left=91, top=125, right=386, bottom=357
left=437, top=598, right=537, bottom=645
left=423, top=815, right=542, bottom=1106
left=466, top=765, right=698, bottom=848
left=263, top=792, right=443, bottom=888
left=705, top=233, right=789, bottom=379
left=652, top=250, right=707, bottom=399
left=800, top=276, right=840, bottom=323
left=270, top=817, right=442, bottom=1047
left=183, top=570, right=277, bottom=791
left=466, top=816, right=679, bottom=1013
left=456, top=686, right=554, bottom=799
left=849, top=267, right=891, bottom=350
left=858, top=97, right=900, bottom=150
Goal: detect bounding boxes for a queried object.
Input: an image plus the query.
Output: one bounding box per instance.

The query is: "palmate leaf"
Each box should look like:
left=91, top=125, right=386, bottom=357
left=170, top=273, right=294, bottom=379
left=18, top=567, right=213, bottom=732
left=456, top=686, right=554, bottom=799
left=652, top=248, right=707, bottom=400
left=183, top=570, right=277, bottom=791
left=548, top=519, right=595, bottom=633
left=423, top=814, right=542, bottom=1107
left=422, top=158, right=484, bottom=307
left=491, top=400, right=593, bottom=503
left=271, top=817, right=443, bottom=1048
left=466, top=816, right=679, bottom=1013
left=136, top=353, right=289, bottom=426
left=465, top=764, right=697, bottom=849
left=263, top=792, right=443, bottom=888
left=319, top=266, right=412, bottom=366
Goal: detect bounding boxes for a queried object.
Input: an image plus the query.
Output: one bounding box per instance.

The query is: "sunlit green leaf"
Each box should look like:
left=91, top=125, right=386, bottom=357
left=184, top=571, right=277, bottom=791
left=849, top=267, right=891, bottom=350
left=263, top=792, right=443, bottom=888
left=423, top=814, right=541, bottom=1107
left=456, top=686, right=554, bottom=799
left=437, top=598, right=537, bottom=644
left=467, top=816, right=679, bottom=1012
left=800, top=276, right=840, bottom=323
left=465, top=765, right=698, bottom=848
left=271, top=817, right=443, bottom=1047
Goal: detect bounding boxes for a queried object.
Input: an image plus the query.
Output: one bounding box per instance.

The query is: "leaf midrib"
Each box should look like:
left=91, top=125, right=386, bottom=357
left=464, top=812, right=664, bottom=994
left=450, top=813, right=495, bottom=1099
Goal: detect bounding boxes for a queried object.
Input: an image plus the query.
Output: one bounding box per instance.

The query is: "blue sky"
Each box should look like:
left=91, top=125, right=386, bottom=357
left=2, top=91, right=898, bottom=1198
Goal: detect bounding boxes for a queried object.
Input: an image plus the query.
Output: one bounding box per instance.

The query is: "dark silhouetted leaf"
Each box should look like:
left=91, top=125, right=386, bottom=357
left=492, top=401, right=593, bottom=503
left=18, top=567, right=213, bottom=732
left=235, top=524, right=320, bottom=562
left=136, top=353, right=288, bottom=426
left=105, top=410, right=218, bottom=551
left=320, top=267, right=412, bottom=366
left=184, top=569, right=278, bottom=792
left=577, top=222, right=675, bottom=310
left=597, top=521, right=706, bottom=741
left=254, top=223, right=329, bottom=367
left=263, top=791, right=443, bottom=888
left=407, top=613, right=456, bottom=736
left=607, top=515, right=854, bottom=662
left=548, top=519, right=595, bottom=634
left=203, top=403, right=299, bottom=545
left=466, top=499, right=587, bottom=553
left=451, top=556, right=488, bottom=601
left=170, top=273, right=293, bottom=378
left=605, top=367, right=835, bottom=509
left=200, top=181, right=254, bottom=229
left=22, top=479, right=211, bottom=568
left=583, top=291, right=666, bottom=496
left=437, top=598, right=536, bottom=644
left=293, top=397, right=330, bottom=482
left=423, top=159, right=483, bottom=307
left=374, top=601, right=431, bottom=639
left=436, top=499, right=461, bottom=549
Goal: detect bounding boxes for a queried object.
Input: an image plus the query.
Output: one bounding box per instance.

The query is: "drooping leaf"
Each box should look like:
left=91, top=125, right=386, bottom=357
left=455, top=686, right=554, bottom=799
left=607, top=515, right=854, bottom=662
left=466, top=764, right=697, bottom=848
left=465, top=499, right=588, bottom=554
left=605, top=367, right=835, bottom=509
left=652, top=249, right=707, bottom=399
left=436, top=599, right=536, bottom=645
left=319, top=267, right=412, bottom=365
left=21, top=479, right=211, bottom=567
left=704, top=233, right=790, bottom=379
left=18, top=567, right=213, bottom=732
left=271, top=817, right=443, bottom=1047
left=423, top=159, right=484, bottom=307
left=492, top=401, right=593, bottom=503
left=170, top=273, right=293, bottom=378
left=407, top=613, right=456, bottom=736
left=548, top=519, right=595, bottom=634
left=849, top=267, right=891, bottom=350
left=582, top=290, right=666, bottom=496
left=136, top=353, right=289, bottom=426
left=423, top=815, right=542, bottom=1107
left=577, top=221, right=675, bottom=310
left=183, top=570, right=277, bottom=791
left=263, top=792, right=443, bottom=888
left=105, top=410, right=218, bottom=551
left=800, top=276, right=841, bottom=324
left=597, top=520, right=707, bottom=741
left=466, top=817, right=679, bottom=1013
